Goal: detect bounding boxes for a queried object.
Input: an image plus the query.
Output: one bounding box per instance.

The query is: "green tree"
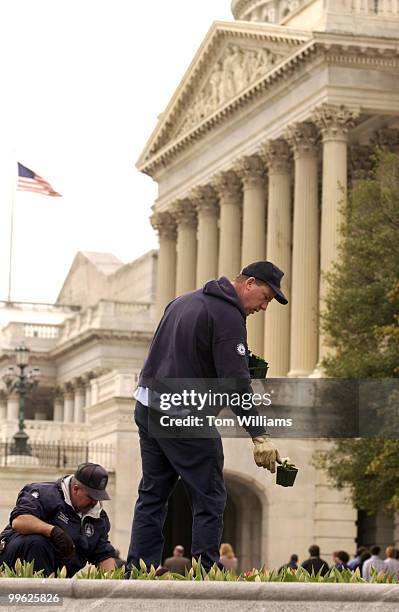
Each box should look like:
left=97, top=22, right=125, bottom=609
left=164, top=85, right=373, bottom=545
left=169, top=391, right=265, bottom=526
left=316, top=150, right=399, bottom=513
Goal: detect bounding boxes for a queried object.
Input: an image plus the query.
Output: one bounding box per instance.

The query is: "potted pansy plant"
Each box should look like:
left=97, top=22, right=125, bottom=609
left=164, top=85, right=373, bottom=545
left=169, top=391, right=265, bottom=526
left=248, top=351, right=269, bottom=379
left=276, top=457, right=298, bottom=487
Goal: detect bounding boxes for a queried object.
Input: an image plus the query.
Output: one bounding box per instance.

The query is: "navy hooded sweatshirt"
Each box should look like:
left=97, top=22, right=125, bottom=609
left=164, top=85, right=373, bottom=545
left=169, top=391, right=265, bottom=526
left=139, top=276, right=267, bottom=437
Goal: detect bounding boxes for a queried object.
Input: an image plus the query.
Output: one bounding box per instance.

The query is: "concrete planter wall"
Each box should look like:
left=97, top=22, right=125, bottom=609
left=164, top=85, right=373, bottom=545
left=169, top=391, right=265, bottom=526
left=1, top=579, right=399, bottom=611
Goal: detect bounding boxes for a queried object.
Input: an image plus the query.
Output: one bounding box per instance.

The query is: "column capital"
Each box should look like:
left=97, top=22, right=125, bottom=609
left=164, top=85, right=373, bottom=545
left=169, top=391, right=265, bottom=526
left=311, top=104, right=358, bottom=142
left=233, top=154, right=266, bottom=188
left=349, top=144, right=373, bottom=175
left=54, top=386, right=64, bottom=401
left=81, top=371, right=96, bottom=386
left=71, top=377, right=85, bottom=394
left=171, top=199, right=197, bottom=229
left=61, top=382, right=74, bottom=399
left=190, top=185, right=219, bottom=217
left=150, top=210, right=177, bottom=240
left=211, top=170, right=242, bottom=201
left=284, top=122, right=319, bottom=159
left=261, top=139, right=291, bottom=174
left=371, top=128, right=399, bottom=152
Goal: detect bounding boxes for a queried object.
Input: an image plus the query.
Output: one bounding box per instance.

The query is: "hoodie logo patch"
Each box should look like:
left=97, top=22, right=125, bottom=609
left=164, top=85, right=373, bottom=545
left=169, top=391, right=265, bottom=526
left=236, top=343, right=246, bottom=356
left=85, top=523, right=94, bottom=538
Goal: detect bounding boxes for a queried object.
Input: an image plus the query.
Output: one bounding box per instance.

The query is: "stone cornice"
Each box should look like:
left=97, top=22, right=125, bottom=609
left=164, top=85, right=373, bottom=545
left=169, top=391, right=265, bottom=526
left=138, top=29, right=399, bottom=177
left=49, top=329, right=153, bottom=359
left=0, top=351, right=52, bottom=367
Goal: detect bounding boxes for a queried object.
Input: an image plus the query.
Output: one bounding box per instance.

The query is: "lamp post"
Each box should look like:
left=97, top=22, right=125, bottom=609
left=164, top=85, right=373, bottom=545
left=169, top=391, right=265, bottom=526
left=2, top=344, right=40, bottom=456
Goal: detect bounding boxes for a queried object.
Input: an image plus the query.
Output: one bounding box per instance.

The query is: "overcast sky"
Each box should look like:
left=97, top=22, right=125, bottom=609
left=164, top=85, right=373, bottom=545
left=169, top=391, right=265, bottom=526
left=0, top=0, right=233, bottom=303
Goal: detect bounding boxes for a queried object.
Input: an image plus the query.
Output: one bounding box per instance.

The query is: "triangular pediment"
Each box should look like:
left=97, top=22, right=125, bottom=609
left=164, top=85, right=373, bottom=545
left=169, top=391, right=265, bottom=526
left=137, top=21, right=310, bottom=174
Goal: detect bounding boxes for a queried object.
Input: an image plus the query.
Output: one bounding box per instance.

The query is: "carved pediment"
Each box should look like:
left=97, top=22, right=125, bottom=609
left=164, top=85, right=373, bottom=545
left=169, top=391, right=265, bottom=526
left=137, top=21, right=310, bottom=174
left=176, top=44, right=285, bottom=138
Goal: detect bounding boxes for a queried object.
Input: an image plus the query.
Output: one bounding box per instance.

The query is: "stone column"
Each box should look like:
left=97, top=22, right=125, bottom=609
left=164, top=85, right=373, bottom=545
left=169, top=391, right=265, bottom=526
left=83, top=373, right=94, bottom=423
left=0, top=392, right=7, bottom=421
left=53, top=392, right=63, bottom=422
left=212, top=171, right=242, bottom=279
left=312, top=105, right=357, bottom=366
left=192, top=185, right=219, bottom=287
left=151, top=211, right=177, bottom=320
left=261, top=140, right=292, bottom=376
left=234, top=155, right=267, bottom=356
left=74, top=381, right=86, bottom=424
left=7, top=394, right=19, bottom=421
left=63, top=386, right=74, bottom=423
left=285, top=122, right=319, bottom=377
left=84, top=386, right=91, bottom=423
left=173, top=200, right=197, bottom=296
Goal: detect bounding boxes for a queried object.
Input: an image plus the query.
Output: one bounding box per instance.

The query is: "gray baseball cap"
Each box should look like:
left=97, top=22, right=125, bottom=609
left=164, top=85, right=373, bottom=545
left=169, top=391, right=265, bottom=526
left=74, top=462, right=110, bottom=501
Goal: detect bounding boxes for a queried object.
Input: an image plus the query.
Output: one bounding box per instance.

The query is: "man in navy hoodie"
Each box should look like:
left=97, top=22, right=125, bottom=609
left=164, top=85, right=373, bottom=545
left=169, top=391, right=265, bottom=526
left=127, top=261, right=288, bottom=572
left=0, top=463, right=116, bottom=576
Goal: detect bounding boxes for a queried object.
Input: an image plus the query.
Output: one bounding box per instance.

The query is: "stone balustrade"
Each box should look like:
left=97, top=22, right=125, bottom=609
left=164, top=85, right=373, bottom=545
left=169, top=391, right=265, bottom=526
left=57, top=299, right=155, bottom=343
left=23, top=419, right=89, bottom=442
left=92, top=369, right=140, bottom=405
left=341, top=0, right=399, bottom=16
left=0, top=322, right=60, bottom=350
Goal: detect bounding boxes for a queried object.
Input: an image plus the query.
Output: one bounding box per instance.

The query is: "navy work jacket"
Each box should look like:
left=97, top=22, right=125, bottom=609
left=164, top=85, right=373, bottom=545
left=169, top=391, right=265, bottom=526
left=0, top=476, right=115, bottom=574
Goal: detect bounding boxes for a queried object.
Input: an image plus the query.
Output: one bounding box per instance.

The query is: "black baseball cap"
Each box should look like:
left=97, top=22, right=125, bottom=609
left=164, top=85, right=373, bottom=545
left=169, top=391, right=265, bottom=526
left=74, top=462, right=110, bottom=501
left=241, top=261, right=288, bottom=305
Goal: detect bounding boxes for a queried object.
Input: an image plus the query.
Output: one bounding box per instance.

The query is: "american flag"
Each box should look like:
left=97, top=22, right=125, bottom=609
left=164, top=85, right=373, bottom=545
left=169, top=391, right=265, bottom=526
left=17, top=163, right=62, bottom=197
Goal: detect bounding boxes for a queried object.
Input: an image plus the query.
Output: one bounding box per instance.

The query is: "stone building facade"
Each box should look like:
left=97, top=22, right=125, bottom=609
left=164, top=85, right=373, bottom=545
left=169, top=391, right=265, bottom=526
left=135, top=0, right=399, bottom=566
left=1, top=0, right=399, bottom=571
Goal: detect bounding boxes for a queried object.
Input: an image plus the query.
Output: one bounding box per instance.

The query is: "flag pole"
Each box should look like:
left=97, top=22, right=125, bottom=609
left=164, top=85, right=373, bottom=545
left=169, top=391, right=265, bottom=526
left=7, top=161, right=17, bottom=302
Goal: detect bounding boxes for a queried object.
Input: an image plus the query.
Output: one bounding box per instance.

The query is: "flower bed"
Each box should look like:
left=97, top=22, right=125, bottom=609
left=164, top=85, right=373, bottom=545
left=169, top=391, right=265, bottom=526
left=1, top=559, right=398, bottom=583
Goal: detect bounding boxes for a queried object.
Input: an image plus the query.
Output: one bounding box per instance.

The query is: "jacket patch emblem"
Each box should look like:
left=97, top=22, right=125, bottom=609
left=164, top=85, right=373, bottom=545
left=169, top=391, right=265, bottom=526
left=85, top=523, right=94, bottom=538
left=58, top=512, right=69, bottom=524
left=31, top=491, right=39, bottom=498
left=236, top=343, right=246, bottom=356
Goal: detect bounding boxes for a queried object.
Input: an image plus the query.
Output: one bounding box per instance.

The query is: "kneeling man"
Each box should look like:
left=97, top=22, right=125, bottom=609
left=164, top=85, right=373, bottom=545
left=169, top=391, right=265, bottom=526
left=0, top=462, right=116, bottom=576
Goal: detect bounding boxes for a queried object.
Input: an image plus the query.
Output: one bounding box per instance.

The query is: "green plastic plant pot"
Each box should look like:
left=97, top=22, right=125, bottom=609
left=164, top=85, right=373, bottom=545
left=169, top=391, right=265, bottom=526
left=249, top=365, right=268, bottom=379
left=248, top=354, right=269, bottom=379
left=276, top=465, right=298, bottom=487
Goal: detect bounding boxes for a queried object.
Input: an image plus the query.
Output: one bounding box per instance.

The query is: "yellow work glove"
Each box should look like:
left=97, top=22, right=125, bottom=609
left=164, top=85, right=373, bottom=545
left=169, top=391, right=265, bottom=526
left=252, top=436, right=281, bottom=473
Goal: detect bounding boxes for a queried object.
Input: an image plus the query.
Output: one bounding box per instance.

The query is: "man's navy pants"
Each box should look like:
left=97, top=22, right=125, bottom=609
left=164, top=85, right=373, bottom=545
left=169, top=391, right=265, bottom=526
left=127, top=401, right=227, bottom=570
left=0, top=534, right=60, bottom=576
